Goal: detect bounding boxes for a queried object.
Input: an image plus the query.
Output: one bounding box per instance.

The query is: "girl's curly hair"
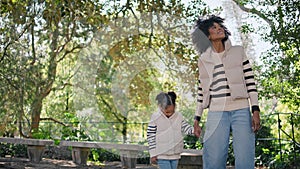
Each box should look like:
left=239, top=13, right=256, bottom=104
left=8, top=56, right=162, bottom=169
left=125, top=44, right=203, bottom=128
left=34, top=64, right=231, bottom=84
left=156, top=92, right=176, bottom=109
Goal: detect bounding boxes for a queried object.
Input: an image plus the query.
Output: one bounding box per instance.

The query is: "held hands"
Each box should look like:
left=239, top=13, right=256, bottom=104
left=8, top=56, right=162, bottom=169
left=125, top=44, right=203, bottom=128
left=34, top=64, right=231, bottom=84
left=252, top=111, right=261, bottom=133
left=193, top=120, right=202, bottom=138
left=151, top=156, right=157, bottom=164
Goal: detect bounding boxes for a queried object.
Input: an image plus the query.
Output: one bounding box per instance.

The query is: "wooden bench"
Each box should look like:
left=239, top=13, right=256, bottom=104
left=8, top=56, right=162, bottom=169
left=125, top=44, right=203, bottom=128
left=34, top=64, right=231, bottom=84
left=0, top=137, right=54, bottom=163
left=59, top=140, right=203, bottom=168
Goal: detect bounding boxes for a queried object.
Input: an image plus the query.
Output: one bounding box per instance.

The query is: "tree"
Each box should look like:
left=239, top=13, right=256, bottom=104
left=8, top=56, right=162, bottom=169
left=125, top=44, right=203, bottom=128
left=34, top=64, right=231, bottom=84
left=71, top=0, right=215, bottom=143
left=232, top=0, right=300, bottom=167
left=0, top=0, right=214, bottom=141
left=0, top=0, right=105, bottom=137
left=232, top=0, right=300, bottom=112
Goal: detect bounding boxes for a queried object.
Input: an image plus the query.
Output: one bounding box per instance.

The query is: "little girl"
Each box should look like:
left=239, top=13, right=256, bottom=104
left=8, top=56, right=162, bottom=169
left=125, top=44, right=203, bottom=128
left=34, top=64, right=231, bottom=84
left=147, top=91, right=197, bottom=169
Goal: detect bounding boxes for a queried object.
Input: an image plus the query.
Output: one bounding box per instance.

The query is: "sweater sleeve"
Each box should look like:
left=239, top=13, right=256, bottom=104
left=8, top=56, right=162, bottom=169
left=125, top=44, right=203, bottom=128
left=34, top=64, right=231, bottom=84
left=195, top=79, right=204, bottom=121
left=242, top=52, right=260, bottom=113
left=147, top=115, right=157, bottom=157
left=181, top=120, right=194, bottom=135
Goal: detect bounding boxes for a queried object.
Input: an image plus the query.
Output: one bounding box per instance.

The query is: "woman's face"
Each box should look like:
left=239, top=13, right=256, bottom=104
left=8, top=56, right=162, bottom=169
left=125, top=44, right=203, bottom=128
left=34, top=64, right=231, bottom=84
left=208, top=22, right=225, bottom=41
left=162, top=105, right=175, bottom=118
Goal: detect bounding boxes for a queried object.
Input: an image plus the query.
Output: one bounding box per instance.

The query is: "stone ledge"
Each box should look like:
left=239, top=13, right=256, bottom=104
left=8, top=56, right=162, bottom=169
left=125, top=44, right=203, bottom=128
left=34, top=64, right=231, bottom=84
left=0, top=137, right=54, bottom=146
left=0, top=137, right=54, bottom=163
left=59, top=141, right=203, bottom=169
left=178, top=149, right=203, bottom=169
left=59, top=140, right=148, bottom=151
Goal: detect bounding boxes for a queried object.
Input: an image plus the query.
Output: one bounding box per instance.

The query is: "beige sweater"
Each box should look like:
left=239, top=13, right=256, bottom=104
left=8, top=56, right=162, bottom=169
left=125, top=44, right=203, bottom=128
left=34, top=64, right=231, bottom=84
left=147, top=109, right=193, bottom=159
left=195, top=40, right=259, bottom=118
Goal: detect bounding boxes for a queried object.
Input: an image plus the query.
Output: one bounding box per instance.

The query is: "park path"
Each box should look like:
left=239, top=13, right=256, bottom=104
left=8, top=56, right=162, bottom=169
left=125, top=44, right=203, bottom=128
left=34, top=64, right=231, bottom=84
left=0, top=157, right=156, bottom=169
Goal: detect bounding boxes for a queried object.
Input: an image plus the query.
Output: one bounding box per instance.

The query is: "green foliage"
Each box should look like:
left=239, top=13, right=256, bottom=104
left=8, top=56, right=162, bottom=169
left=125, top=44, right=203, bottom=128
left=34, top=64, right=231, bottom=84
left=60, top=112, right=91, bottom=141
left=61, top=127, right=91, bottom=141
left=89, top=148, right=119, bottom=162
left=184, top=135, right=202, bottom=149
left=268, top=145, right=300, bottom=169
left=239, top=24, right=254, bottom=34
left=255, top=115, right=276, bottom=166
left=0, top=143, right=27, bottom=158
left=227, top=140, right=234, bottom=165
left=236, top=0, right=300, bottom=111
left=0, top=0, right=216, bottom=144
left=2, top=0, right=298, bottom=167
left=234, top=1, right=300, bottom=166
left=253, top=112, right=300, bottom=168
left=31, top=128, right=52, bottom=139
left=88, top=146, right=150, bottom=164
left=0, top=0, right=108, bottom=137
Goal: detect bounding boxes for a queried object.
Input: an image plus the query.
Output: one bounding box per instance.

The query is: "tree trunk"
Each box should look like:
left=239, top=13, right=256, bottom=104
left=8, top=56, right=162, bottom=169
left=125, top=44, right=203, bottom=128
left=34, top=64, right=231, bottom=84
left=30, top=97, right=43, bottom=136
left=28, top=19, right=59, bottom=137
left=122, top=117, right=128, bottom=143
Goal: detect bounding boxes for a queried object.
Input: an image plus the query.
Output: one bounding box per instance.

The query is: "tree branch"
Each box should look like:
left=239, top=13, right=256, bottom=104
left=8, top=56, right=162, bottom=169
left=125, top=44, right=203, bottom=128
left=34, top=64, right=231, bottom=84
left=0, top=22, right=32, bottom=63
left=57, top=44, right=84, bottom=63
left=52, top=82, right=73, bottom=91
left=232, top=0, right=274, bottom=27
left=40, top=117, right=67, bottom=126
left=30, top=2, right=36, bottom=65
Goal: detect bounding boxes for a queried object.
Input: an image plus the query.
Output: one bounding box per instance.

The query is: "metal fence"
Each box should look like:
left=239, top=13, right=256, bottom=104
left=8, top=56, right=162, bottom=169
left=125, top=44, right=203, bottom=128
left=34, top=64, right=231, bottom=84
left=257, top=112, right=300, bottom=167
left=2, top=111, right=299, bottom=166
left=260, top=112, right=300, bottom=162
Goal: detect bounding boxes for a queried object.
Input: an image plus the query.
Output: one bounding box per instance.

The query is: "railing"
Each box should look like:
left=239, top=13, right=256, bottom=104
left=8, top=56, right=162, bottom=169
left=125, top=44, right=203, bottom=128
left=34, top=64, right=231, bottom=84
left=1, top=112, right=299, bottom=166
left=258, top=112, right=300, bottom=167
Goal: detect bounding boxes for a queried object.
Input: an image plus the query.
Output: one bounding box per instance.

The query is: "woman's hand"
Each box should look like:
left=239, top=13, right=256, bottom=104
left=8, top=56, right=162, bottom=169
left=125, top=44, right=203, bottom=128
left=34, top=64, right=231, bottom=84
left=252, top=111, right=261, bottom=133
left=194, top=120, right=202, bottom=138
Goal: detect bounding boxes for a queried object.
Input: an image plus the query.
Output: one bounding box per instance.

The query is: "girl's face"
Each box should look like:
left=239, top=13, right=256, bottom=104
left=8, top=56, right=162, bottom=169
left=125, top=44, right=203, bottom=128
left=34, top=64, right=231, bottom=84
left=162, top=105, right=175, bottom=118
left=208, top=22, right=225, bottom=41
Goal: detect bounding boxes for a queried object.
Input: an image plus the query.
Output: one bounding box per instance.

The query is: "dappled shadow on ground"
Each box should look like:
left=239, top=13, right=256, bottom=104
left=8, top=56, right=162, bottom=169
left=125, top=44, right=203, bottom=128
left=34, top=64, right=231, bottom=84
left=0, top=157, right=269, bottom=169
left=0, top=157, right=156, bottom=169
left=0, top=157, right=98, bottom=169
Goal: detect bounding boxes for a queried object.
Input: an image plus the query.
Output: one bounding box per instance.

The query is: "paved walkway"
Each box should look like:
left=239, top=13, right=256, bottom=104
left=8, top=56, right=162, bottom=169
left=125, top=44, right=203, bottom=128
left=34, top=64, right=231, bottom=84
left=0, top=157, right=156, bottom=169
left=0, top=157, right=268, bottom=169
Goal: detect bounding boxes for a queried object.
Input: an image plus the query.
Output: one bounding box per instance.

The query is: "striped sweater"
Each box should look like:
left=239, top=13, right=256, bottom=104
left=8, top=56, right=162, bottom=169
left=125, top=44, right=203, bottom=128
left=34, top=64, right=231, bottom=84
left=195, top=40, right=260, bottom=119
left=147, top=109, right=194, bottom=159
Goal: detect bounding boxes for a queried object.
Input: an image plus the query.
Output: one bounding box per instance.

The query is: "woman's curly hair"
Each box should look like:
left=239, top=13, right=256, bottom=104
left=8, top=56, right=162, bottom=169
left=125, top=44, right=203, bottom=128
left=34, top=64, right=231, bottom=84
left=195, top=15, right=231, bottom=41
left=191, top=15, right=231, bottom=54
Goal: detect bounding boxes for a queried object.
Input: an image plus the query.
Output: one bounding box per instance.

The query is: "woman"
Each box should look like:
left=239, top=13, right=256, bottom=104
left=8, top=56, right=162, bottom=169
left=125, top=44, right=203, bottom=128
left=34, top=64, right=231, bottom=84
left=191, top=15, right=261, bottom=169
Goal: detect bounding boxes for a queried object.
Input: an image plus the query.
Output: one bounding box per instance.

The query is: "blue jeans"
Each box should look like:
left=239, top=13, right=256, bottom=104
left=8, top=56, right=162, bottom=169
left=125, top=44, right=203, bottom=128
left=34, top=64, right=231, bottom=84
left=157, top=159, right=178, bottom=169
left=203, top=108, right=255, bottom=169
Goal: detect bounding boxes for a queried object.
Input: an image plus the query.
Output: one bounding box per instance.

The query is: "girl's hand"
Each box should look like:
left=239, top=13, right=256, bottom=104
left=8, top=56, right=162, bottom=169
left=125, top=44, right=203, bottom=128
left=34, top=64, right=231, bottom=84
left=151, top=156, right=157, bottom=164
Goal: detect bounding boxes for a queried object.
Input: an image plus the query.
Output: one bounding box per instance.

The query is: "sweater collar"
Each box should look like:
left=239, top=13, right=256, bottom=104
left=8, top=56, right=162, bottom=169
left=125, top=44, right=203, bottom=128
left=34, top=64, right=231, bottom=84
left=201, top=39, right=232, bottom=63
left=158, top=108, right=177, bottom=119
